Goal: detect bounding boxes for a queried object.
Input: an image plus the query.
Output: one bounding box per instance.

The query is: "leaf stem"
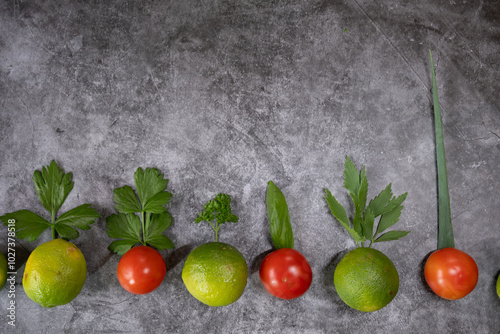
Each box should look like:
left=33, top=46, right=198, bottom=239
left=141, top=211, right=146, bottom=246
left=51, top=210, right=56, bottom=240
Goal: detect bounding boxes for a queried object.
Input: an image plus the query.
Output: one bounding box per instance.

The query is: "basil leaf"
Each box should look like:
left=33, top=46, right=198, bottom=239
left=266, top=181, right=294, bottom=249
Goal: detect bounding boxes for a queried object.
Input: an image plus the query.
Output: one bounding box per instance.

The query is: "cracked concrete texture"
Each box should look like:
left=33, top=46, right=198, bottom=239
left=0, top=0, right=499, bottom=333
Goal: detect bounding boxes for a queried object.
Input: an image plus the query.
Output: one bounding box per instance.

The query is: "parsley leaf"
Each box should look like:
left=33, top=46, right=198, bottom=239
left=0, top=160, right=100, bottom=241
left=105, top=167, right=175, bottom=254
left=134, top=168, right=169, bottom=209
left=55, top=204, right=100, bottom=240
left=106, top=213, right=142, bottom=255
left=114, top=186, right=141, bottom=214
left=325, top=156, right=410, bottom=247
left=0, top=210, right=51, bottom=242
left=32, top=160, right=74, bottom=216
left=195, top=193, right=238, bottom=242
left=144, top=212, right=174, bottom=250
left=325, top=189, right=365, bottom=243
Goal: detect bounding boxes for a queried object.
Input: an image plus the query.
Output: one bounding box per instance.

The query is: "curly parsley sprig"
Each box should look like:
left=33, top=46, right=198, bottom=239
left=195, top=193, right=238, bottom=242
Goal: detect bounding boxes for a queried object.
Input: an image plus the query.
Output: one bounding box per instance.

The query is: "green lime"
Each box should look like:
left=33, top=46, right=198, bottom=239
left=334, top=247, right=399, bottom=312
left=182, top=242, right=248, bottom=307
left=0, top=251, right=7, bottom=291
left=23, top=239, right=87, bottom=308
left=496, top=274, right=500, bottom=299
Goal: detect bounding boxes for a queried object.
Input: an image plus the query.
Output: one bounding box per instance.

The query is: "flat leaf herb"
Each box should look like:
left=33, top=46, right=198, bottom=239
left=106, top=167, right=175, bottom=255
left=325, top=156, right=410, bottom=247
left=0, top=160, right=100, bottom=241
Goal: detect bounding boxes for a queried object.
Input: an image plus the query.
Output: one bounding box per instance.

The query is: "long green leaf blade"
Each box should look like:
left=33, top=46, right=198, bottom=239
left=430, top=50, right=454, bottom=249
left=266, top=181, right=294, bottom=249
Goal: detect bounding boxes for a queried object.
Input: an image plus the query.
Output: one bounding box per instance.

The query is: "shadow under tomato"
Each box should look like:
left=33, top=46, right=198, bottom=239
left=249, top=249, right=274, bottom=275
left=165, top=244, right=193, bottom=272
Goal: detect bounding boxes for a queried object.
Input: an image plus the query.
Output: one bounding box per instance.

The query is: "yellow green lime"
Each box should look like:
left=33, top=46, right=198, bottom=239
left=497, top=274, right=500, bottom=299
left=334, top=247, right=399, bottom=312
left=182, top=242, right=248, bottom=307
left=23, top=239, right=87, bottom=308
left=0, top=251, right=7, bottom=290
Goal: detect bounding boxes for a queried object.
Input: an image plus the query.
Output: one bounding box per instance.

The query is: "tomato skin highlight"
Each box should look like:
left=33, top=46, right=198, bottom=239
left=424, top=247, right=478, bottom=300
left=117, top=246, right=167, bottom=295
left=259, top=248, right=312, bottom=300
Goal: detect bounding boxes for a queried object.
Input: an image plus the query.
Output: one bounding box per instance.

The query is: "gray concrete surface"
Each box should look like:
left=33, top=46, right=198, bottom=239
left=1, top=0, right=499, bottom=333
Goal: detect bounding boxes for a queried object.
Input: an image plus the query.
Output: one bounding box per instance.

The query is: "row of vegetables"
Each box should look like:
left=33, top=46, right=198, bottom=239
left=0, top=52, right=496, bottom=312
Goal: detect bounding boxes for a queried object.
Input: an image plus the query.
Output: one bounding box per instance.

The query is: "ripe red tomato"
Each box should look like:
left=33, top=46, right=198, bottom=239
left=117, top=246, right=166, bottom=295
left=259, top=248, right=312, bottom=299
left=424, top=247, right=478, bottom=300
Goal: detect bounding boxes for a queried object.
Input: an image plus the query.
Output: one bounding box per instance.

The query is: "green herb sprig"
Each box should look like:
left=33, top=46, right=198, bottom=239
left=106, top=167, right=175, bottom=255
left=195, top=193, right=238, bottom=242
left=0, top=160, right=100, bottom=241
left=266, top=181, right=294, bottom=249
left=325, top=156, right=410, bottom=247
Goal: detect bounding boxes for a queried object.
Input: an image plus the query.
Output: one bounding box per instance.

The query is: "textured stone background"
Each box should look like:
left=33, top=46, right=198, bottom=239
left=1, top=0, right=499, bottom=333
